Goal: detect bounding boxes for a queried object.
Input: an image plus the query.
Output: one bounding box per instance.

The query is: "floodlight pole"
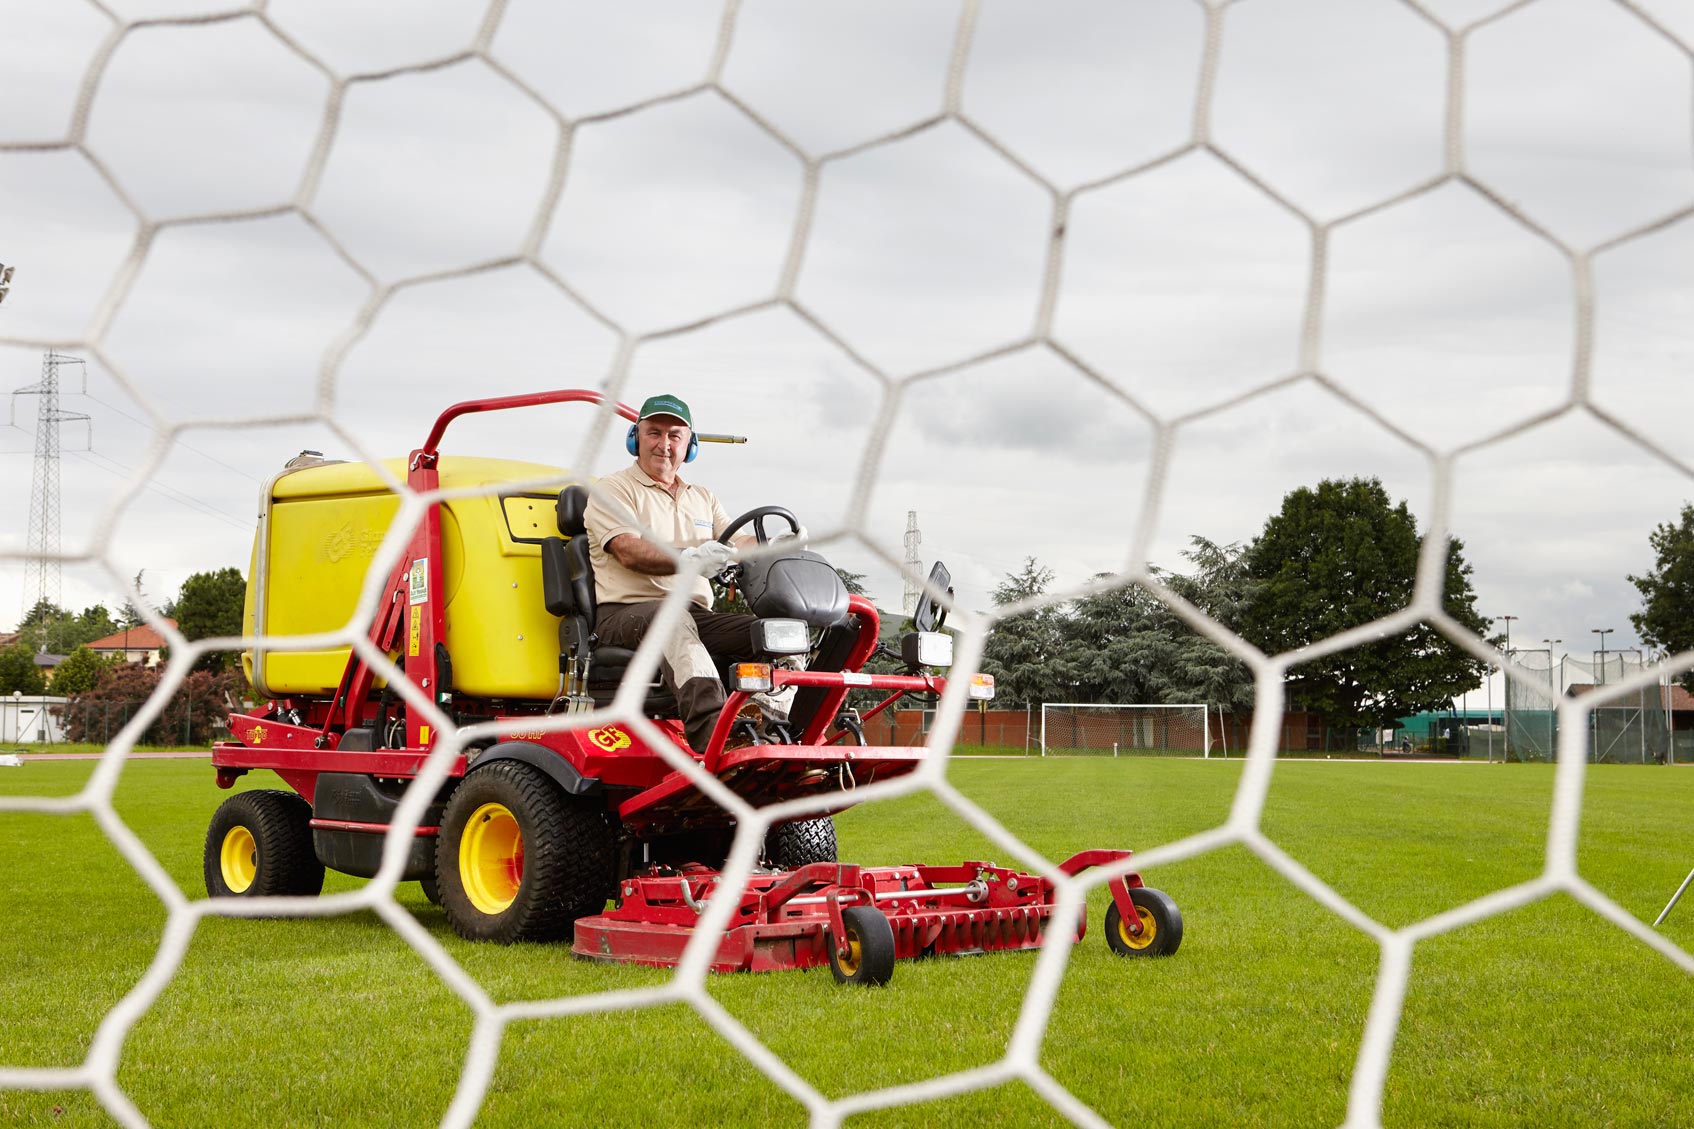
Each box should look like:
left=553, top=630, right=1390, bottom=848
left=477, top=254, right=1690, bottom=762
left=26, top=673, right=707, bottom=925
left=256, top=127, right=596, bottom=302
left=1591, top=628, right=1613, bottom=763
left=1592, top=628, right=1613, bottom=682
left=1496, top=616, right=1517, bottom=761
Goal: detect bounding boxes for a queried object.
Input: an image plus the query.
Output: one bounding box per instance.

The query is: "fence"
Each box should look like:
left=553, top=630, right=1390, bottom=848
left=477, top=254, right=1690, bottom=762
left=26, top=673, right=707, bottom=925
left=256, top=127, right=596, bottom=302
left=1504, top=649, right=1671, bottom=764
left=52, top=697, right=232, bottom=747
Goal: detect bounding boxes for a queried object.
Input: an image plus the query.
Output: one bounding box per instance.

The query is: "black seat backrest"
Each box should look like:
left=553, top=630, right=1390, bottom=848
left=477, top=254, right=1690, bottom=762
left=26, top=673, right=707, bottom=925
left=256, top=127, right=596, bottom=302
left=542, top=484, right=596, bottom=635
left=556, top=485, right=598, bottom=626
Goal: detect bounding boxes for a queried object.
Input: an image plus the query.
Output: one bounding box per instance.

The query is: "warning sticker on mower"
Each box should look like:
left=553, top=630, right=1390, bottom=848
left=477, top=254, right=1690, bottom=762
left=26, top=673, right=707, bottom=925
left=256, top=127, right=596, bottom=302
left=408, top=558, right=428, bottom=605
left=408, top=606, right=422, bottom=657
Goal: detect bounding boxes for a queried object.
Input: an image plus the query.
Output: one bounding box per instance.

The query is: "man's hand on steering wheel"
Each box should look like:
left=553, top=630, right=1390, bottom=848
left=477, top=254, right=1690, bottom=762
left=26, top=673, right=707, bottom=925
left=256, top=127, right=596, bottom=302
left=678, top=539, right=738, bottom=579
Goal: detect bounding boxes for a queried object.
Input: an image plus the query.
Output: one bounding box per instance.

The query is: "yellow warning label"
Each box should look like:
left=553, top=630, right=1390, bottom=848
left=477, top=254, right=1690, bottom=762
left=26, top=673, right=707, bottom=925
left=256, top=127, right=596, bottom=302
left=408, top=606, right=422, bottom=657
left=420, top=725, right=431, bottom=744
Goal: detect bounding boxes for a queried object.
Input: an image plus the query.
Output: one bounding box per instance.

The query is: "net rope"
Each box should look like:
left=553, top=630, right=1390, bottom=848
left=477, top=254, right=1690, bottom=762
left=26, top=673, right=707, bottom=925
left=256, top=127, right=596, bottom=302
left=2, top=1, right=1693, bottom=1126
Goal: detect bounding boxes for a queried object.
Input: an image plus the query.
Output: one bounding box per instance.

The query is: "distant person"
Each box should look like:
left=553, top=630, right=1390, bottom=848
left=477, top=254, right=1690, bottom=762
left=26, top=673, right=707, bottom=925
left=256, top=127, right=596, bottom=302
left=1400, top=735, right=1412, bottom=755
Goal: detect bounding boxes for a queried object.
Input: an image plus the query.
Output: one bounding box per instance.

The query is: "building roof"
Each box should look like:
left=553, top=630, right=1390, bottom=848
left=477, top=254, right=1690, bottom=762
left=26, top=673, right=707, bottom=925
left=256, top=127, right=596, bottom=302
left=85, top=620, right=176, bottom=651
left=33, top=653, right=65, bottom=668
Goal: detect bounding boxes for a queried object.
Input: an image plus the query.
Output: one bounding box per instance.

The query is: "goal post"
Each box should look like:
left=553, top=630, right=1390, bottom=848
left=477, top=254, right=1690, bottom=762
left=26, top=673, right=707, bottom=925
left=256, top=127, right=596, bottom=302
left=1040, top=703, right=1212, bottom=759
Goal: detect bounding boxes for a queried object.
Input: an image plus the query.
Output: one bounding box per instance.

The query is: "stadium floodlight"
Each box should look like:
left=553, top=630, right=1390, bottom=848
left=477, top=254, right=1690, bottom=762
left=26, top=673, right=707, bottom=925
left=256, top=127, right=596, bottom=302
left=1496, top=614, right=1517, bottom=656
left=1592, top=628, right=1614, bottom=683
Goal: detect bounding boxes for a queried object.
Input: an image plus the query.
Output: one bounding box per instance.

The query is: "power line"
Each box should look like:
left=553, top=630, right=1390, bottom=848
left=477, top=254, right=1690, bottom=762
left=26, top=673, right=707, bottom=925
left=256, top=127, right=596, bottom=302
left=65, top=447, right=255, bottom=532
left=82, top=392, right=263, bottom=484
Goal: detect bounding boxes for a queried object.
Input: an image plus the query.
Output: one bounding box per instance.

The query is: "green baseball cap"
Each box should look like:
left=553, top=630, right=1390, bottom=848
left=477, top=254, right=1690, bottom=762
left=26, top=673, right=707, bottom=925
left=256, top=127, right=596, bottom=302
left=636, top=393, right=692, bottom=428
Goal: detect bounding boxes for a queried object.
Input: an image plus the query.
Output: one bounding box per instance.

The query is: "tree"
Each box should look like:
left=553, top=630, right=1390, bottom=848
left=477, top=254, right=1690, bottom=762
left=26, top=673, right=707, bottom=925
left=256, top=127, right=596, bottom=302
left=1151, top=537, right=1257, bottom=714
left=174, top=568, right=247, bottom=671
left=61, top=665, right=245, bottom=746
left=118, top=570, right=148, bottom=630
left=0, top=643, right=47, bottom=695
left=1629, top=503, right=1694, bottom=691
left=1241, top=477, right=1489, bottom=732
left=834, top=567, right=871, bottom=598
left=981, top=558, right=1071, bottom=707
left=16, top=601, right=121, bottom=655
left=49, top=645, right=111, bottom=696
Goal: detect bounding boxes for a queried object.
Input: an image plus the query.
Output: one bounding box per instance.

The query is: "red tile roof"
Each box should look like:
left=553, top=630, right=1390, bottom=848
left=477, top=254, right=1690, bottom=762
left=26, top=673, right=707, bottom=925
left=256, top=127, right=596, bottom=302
left=85, top=620, right=176, bottom=651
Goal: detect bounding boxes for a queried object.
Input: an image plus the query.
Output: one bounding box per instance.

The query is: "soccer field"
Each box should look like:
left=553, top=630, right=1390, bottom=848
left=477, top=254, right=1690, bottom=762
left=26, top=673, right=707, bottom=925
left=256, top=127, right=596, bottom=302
left=3, top=757, right=1693, bottom=1127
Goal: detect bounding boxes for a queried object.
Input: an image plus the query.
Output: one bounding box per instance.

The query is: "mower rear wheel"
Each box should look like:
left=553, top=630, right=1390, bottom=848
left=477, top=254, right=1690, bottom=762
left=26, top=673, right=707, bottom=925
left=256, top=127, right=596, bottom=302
left=827, top=905, right=895, bottom=986
left=1104, top=887, right=1183, bottom=958
left=203, top=790, right=324, bottom=899
left=437, top=760, right=613, bottom=944
left=765, top=816, right=837, bottom=868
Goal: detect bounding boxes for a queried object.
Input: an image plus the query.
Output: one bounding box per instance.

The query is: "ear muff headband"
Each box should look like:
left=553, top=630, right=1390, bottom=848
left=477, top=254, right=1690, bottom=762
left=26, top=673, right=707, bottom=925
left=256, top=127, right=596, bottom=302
left=627, top=422, right=699, bottom=463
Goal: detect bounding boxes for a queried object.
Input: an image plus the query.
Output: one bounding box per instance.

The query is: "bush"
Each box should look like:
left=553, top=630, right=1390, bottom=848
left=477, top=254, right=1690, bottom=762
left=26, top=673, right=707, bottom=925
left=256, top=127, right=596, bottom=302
left=60, top=665, right=247, bottom=747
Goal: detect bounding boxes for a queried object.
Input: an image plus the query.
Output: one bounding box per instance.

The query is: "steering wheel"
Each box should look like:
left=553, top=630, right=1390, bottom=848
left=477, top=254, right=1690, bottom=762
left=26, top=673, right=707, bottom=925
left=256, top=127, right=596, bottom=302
left=717, top=505, right=802, bottom=546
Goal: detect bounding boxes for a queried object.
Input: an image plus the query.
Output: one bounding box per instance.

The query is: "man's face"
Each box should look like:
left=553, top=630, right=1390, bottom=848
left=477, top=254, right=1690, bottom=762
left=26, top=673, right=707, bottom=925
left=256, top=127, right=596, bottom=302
left=636, top=415, right=691, bottom=480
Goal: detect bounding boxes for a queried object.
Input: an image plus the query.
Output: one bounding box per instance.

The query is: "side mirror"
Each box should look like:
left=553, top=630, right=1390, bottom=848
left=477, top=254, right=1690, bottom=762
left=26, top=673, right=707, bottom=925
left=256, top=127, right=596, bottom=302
left=911, top=562, right=951, bottom=634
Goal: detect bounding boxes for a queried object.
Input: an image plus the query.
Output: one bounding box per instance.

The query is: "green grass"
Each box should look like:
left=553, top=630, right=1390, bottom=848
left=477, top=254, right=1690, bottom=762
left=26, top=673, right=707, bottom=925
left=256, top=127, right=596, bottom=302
left=2, top=758, right=1693, bottom=1127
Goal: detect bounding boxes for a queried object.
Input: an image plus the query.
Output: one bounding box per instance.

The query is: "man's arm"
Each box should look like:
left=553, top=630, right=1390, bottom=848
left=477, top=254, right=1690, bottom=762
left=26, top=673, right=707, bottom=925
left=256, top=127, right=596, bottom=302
left=605, top=533, right=678, bottom=576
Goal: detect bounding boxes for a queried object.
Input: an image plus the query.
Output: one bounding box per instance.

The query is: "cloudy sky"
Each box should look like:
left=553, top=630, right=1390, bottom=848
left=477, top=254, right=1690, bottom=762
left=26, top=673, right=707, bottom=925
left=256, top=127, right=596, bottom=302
left=2, top=0, right=1692, bottom=707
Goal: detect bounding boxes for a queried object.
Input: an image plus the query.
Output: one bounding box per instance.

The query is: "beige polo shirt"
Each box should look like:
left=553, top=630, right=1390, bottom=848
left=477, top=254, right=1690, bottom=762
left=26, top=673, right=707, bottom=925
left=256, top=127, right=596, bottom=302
left=582, top=463, right=731, bottom=609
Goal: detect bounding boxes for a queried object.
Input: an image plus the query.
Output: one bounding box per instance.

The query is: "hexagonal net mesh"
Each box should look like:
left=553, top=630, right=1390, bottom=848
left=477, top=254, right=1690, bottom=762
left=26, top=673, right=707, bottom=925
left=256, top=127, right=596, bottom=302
left=1, top=2, right=1692, bottom=1127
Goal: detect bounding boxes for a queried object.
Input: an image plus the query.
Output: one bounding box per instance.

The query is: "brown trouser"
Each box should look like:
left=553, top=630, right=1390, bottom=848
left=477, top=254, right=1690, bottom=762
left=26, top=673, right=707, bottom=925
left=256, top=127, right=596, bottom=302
left=595, top=601, right=759, bottom=751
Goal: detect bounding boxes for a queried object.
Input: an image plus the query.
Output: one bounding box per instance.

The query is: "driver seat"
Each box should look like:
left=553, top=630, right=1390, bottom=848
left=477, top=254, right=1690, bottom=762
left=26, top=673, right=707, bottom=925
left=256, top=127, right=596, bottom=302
left=540, top=484, right=675, bottom=714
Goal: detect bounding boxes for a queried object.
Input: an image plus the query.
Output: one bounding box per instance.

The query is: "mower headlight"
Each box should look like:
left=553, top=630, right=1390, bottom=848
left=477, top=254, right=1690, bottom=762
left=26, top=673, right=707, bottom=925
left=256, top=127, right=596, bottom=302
left=901, top=630, right=953, bottom=668
left=733, top=663, right=774, bottom=693
left=752, top=617, right=810, bottom=655
left=968, top=673, right=996, bottom=700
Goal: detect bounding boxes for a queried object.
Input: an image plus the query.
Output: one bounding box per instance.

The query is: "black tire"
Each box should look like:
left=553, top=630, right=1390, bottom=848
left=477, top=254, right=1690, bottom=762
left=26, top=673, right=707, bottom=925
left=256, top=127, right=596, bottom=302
left=827, top=905, right=896, bottom=986
left=436, top=760, right=614, bottom=944
left=419, top=872, right=442, bottom=905
left=203, top=789, right=325, bottom=899
left=764, top=816, right=837, bottom=869
left=1104, top=887, right=1183, bottom=958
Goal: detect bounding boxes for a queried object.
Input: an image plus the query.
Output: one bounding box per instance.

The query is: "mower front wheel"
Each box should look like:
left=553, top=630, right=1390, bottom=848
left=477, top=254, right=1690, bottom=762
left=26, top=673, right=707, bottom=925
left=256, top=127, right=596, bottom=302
left=203, top=790, right=325, bottom=899
left=436, top=760, right=614, bottom=944
left=826, top=905, right=895, bottom=986
left=1104, top=887, right=1183, bottom=958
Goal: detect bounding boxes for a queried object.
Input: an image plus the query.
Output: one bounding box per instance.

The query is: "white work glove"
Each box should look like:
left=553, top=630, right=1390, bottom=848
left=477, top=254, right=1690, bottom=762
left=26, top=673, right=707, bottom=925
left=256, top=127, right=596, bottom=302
left=678, top=539, right=737, bottom=575
left=770, top=524, right=809, bottom=548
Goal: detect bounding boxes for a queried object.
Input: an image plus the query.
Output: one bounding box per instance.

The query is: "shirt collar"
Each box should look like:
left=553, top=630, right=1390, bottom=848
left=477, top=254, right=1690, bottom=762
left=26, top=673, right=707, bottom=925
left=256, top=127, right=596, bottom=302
left=630, top=463, right=688, bottom=491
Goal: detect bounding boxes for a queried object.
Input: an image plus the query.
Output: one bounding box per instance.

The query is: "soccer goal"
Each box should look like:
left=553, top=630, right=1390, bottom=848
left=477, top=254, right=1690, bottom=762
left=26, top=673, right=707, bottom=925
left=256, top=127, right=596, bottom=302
left=1040, top=703, right=1211, bottom=758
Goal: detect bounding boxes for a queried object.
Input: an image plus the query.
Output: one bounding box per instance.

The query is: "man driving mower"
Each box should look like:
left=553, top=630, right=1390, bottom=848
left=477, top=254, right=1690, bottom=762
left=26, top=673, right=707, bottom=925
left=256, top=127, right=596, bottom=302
left=584, top=393, right=795, bottom=751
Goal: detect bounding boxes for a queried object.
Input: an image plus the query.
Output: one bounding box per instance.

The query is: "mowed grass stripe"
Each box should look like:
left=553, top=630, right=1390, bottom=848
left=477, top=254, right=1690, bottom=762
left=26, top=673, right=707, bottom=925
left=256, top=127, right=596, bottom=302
left=1, top=758, right=1690, bottom=1127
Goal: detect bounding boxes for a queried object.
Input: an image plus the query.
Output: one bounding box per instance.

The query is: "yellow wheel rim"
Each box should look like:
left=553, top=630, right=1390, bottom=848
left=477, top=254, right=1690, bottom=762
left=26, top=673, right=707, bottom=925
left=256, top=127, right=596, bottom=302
left=836, top=928, right=863, bottom=976
left=461, top=802, right=523, bottom=915
left=220, top=825, right=257, bottom=894
left=1117, top=901, right=1156, bottom=951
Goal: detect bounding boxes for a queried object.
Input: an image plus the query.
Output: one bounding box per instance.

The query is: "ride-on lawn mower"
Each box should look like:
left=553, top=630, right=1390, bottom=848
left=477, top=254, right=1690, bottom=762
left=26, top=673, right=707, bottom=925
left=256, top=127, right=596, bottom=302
left=206, top=389, right=1182, bottom=985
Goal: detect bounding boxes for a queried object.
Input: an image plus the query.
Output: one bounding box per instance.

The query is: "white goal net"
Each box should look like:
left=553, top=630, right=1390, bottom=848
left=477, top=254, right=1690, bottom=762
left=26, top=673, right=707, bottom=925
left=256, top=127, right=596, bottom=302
left=1041, top=703, right=1210, bottom=758
left=3, top=2, right=1693, bottom=1128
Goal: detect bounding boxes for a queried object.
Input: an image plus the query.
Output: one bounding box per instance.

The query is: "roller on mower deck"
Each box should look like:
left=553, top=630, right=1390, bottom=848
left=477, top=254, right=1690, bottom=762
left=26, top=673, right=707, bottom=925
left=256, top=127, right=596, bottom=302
left=205, top=388, right=1183, bottom=986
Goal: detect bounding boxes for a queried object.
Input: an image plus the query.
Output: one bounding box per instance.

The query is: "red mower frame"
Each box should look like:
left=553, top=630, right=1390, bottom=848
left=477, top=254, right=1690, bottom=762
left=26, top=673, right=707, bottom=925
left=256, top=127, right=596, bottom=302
left=206, top=389, right=1183, bottom=983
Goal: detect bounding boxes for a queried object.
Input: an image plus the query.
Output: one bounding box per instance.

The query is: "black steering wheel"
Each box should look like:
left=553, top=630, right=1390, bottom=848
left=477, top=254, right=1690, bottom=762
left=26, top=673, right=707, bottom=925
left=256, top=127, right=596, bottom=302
left=717, top=505, right=802, bottom=546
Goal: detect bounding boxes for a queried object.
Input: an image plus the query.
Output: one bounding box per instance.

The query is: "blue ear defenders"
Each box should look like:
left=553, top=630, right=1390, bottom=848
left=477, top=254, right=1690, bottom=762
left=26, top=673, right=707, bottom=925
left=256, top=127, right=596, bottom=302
left=627, top=423, right=698, bottom=463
